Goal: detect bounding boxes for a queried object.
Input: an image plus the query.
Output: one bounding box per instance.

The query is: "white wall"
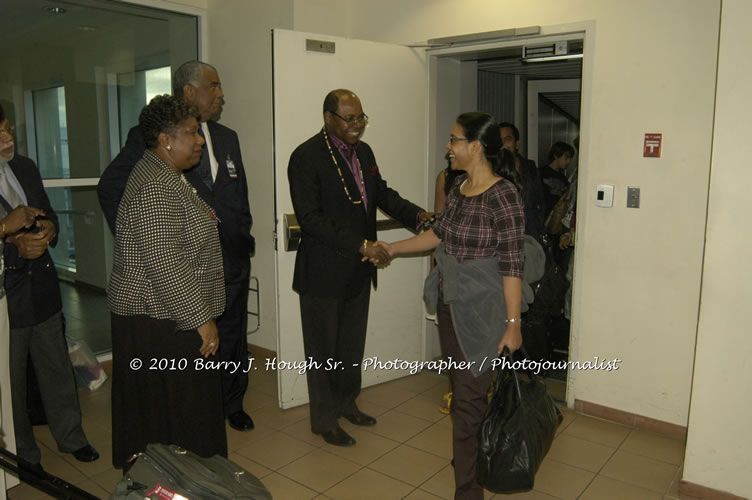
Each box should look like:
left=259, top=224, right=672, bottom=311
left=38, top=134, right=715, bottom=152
left=683, top=0, right=752, bottom=497
left=204, top=0, right=294, bottom=350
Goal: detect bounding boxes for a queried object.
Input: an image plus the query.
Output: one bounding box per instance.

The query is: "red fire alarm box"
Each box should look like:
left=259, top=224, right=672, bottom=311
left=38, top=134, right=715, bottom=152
left=644, top=133, right=662, bottom=158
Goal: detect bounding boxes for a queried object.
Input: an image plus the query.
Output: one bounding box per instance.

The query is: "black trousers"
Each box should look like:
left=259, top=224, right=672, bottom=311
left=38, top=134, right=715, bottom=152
left=299, top=281, right=370, bottom=434
left=217, top=274, right=250, bottom=416
left=438, top=295, right=493, bottom=500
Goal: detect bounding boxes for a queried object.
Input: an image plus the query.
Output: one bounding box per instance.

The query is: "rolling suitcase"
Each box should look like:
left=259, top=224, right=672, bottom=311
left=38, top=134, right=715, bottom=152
left=112, top=443, right=272, bottom=500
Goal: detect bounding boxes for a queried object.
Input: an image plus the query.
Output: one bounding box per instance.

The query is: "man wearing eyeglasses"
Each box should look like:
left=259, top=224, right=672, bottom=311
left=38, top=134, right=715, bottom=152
left=288, top=89, right=432, bottom=447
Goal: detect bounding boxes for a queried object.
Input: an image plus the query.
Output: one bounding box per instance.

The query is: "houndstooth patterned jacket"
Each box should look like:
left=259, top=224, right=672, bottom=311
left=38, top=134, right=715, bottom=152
left=107, top=150, right=225, bottom=331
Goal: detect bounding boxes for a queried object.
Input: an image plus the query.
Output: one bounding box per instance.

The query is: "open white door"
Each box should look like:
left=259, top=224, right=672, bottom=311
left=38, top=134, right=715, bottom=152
left=273, top=29, right=429, bottom=409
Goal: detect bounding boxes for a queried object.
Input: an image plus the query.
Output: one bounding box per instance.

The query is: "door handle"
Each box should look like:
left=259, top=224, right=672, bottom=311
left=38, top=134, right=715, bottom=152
left=283, top=213, right=301, bottom=252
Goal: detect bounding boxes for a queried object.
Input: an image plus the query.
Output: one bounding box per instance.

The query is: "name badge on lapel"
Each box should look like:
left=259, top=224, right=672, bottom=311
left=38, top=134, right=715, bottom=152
left=226, top=155, right=238, bottom=179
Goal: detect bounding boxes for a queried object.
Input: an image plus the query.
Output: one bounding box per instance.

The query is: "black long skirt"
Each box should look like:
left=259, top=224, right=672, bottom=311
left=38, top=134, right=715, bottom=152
left=111, top=313, right=227, bottom=468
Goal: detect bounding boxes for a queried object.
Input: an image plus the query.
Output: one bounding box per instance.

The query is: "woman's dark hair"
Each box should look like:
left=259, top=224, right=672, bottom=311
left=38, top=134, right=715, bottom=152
left=547, top=141, right=575, bottom=164
left=456, top=112, right=521, bottom=192
left=139, top=94, right=200, bottom=148
left=0, top=103, right=5, bottom=123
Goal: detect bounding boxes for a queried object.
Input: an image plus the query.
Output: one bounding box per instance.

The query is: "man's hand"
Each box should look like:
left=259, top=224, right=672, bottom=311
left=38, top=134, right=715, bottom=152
left=373, top=240, right=394, bottom=258
left=1, top=206, right=44, bottom=235
left=10, top=231, right=50, bottom=260
left=360, top=240, right=391, bottom=268
left=419, top=211, right=435, bottom=227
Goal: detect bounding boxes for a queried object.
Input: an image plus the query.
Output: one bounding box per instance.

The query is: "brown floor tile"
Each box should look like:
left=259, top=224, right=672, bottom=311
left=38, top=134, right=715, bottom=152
left=73, top=479, right=111, bottom=498
left=421, top=380, right=453, bottom=401
left=228, top=452, right=274, bottom=479
left=325, top=467, right=414, bottom=499
left=250, top=402, right=310, bottom=430
left=546, top=433, right=615, bottom=472
left=385, top=371, right=447, bottom=395
left=405, top=422, right=453, bottom=460
left=260, top=472, right=318, bottom=499
left=8, top=482, right=56, bottom=499
left=278, top=448, right=361, bottom=493
left=492, top=490, right=562, bottom=499
left=363, top=409, right=433, bottom=443
left=369, top=445, right=448, bottom=487
left=37, top=451, right=87, bottom=486
left=394, top=394, right=451, bottom=423
left=279, top=419, right=328, bottom=447
left=620, top=429, right=686, bottom=466
left=580, top=475, right=663, bottom=499
left=89, top=467, right=123, bottom=494
left=358, top=383, right=419, bottom=409
left=404, top=489, right=445, bottom=499
left=563, top=414, right=631, bottom=447
left=242, top=390, right=278, bottom=413
left=226, top=419, right=279, bottom=452
left=235, top=431, right=316, bottom=470
left=533, top=458, right=595, bottom=500
left=600, top=450, right=678, bottom=494
left=555, top=407, right=577, bottom=436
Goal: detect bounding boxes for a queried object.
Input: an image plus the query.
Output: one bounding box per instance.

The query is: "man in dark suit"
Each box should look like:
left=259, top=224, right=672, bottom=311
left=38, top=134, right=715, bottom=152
left=97, top=61, right=255, bottom=432
left=500, top=122, right=546, bottom=241
left=0, top=107, right=99, bottom=473
left=288, top=89, right=431, bottom=447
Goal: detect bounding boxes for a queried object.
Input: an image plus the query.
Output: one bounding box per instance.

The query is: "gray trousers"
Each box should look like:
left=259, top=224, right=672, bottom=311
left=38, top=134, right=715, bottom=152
left=10, top=311, right=88, bottom=464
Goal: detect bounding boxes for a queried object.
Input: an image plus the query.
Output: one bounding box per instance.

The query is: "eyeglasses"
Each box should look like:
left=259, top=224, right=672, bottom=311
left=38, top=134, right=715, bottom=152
left=449, top=135, right=470, bottom=144
left=332, top=111, right=369, bottom=125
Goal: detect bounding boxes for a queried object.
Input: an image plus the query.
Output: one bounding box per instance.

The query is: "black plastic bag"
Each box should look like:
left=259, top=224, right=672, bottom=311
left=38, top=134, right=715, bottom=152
left=477, top=348, right=560, bottom=493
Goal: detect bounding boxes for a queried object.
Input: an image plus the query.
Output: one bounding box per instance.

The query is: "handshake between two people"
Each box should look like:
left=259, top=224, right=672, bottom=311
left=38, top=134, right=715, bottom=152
left=360, top=240, right=395, bottom=268
left=360, top=211, right=436, bottom=269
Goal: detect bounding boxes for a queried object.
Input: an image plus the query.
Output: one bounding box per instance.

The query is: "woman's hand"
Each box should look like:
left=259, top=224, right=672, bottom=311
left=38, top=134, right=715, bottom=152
left=1, top=206, right=44, bottom=236
left=197, top=320, right=219, bottom=358
left=497, top=323, right=523, bottom=354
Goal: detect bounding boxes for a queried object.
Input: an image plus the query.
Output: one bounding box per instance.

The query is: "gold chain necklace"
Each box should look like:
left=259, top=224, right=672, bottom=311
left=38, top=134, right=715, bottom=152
left=323, top=128, right=364, bottom=205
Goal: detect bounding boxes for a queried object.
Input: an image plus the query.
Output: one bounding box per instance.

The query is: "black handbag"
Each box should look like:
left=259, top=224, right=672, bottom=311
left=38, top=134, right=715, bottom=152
left=477, top=348, right=560, bottom=493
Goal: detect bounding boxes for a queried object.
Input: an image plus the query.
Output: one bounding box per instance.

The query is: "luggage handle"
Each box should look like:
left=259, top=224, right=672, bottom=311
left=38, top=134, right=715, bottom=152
left=495, top=346, right=538, bottom=404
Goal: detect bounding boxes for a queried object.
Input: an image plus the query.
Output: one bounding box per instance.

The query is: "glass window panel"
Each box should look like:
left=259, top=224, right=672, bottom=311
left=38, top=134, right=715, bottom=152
left=46, top=186, right=111, bottom=354
left=0, top=0, right=199, bottom=354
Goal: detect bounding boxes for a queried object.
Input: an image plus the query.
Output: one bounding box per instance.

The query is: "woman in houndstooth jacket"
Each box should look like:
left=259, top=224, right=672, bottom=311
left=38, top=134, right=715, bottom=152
left=107, top=95, right=227, bottom=469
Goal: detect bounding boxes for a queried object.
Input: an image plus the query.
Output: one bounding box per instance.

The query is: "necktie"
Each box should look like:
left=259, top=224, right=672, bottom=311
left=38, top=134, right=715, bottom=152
left=197, top=127, right=214, bottom=190
left=0, top=164, right=23, bottom=209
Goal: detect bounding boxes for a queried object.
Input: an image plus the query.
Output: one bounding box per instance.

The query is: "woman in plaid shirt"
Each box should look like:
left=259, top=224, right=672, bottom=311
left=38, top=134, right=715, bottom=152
left=378, top=112, right=524, bottom=499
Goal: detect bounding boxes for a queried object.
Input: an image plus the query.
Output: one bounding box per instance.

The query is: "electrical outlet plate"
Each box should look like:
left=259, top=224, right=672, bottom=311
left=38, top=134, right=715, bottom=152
left=627, top=187, right=640, bottom=208
left=595, top=184, right=614, bottom=207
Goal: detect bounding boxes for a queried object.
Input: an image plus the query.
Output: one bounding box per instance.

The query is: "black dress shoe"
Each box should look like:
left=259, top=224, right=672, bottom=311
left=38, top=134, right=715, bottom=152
left=341, top=409, right=376, bottom=426
left=18, top=462, right=48, bottom=483
left=318, top=425, right=356, bottom=447
left=72, top=444, right=100, bottom=462
left=228, top=410, right=255, bottom=431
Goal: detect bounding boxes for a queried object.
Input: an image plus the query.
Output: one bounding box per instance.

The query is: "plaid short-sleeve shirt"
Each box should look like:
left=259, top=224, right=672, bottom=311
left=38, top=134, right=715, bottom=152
left=432, top=175, right=525, bottom=278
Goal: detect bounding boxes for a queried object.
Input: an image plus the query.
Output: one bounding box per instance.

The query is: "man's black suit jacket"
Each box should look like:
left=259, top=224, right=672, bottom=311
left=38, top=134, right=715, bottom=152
left=1, top=155, right=62, bottom=328
left=288, top=131, right=424, bottom=299
left=97, top=121, right=253, bottom=281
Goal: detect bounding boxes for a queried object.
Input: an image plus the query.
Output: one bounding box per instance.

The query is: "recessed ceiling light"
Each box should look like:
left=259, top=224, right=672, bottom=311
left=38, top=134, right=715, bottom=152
left=46, top=6, right=67, bottom=14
